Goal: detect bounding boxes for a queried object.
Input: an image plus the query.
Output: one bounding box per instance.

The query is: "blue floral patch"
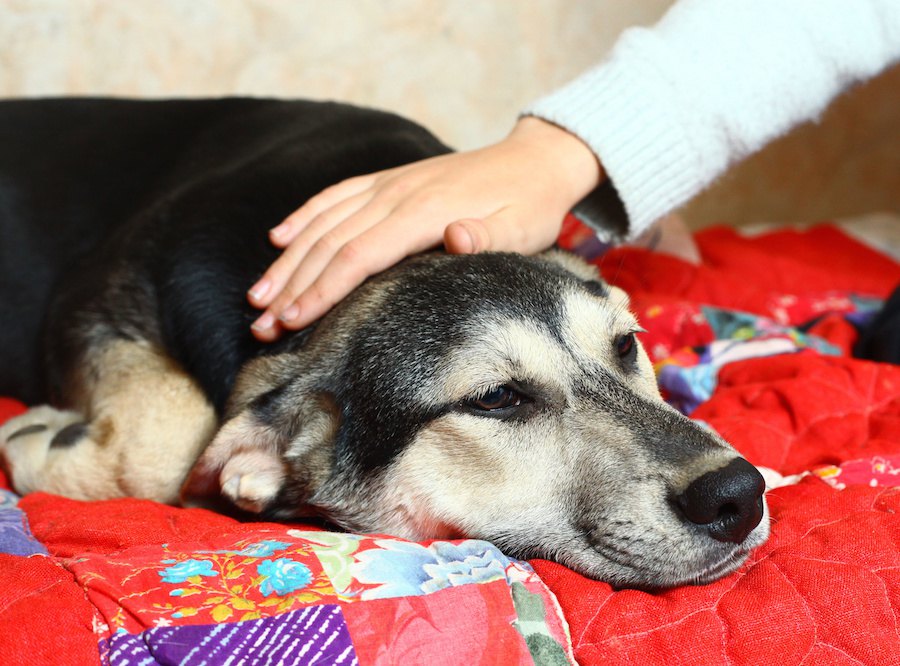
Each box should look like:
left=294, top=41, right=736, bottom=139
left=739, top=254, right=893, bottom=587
left=235, top=539, right=292, bottom=558
left=353, top=539, right=515, bottom=599
left=257, top=558, right=313, bottom=597
left=158, top=558, right=217, bottom=583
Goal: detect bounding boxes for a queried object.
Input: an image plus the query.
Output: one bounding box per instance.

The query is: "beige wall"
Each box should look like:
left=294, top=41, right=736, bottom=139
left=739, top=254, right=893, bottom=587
left=681, top=62, right=900, bottom=228
left=0, top=0, right=672, bottom=147
left=2, top=0, right=897, bottom=227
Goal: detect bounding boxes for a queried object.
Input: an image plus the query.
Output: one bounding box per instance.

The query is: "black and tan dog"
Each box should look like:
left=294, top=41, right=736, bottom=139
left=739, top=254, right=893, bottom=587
left=0, top=98, right=768, bottom=587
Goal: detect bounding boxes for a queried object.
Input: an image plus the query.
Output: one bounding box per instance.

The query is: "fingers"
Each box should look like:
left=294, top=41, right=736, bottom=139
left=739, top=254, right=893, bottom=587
left=248, top=189, right=375, bottom=309
left=253, top=210, right=442, bottom=338
left=249, top=311, right=281, bottom=342
left=444, top=213, right=524, bottom=255
left=251, top=205, right=567, bottom=342
left=292, top=221, right=442, bottom=329
left=268, top=174, right=376, bottom=248
left=264, top=198, right=390, bottom=313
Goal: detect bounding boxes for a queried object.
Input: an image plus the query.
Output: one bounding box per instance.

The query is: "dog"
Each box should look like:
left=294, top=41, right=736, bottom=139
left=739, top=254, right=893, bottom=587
left=0, top=98, right=768, bottom=588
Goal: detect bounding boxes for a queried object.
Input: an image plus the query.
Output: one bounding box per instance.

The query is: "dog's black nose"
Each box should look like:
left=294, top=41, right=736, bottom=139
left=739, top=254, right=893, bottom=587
left=676, top=458, right=765, bottom=544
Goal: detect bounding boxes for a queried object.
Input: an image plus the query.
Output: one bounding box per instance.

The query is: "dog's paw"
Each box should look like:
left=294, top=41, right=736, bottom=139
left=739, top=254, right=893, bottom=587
left=0, top=406, right=85, bottom=494
left=219, top=450, right=286, bottom=513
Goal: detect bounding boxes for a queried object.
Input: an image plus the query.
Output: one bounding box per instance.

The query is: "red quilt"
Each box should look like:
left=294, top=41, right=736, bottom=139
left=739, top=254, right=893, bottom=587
left=2, top=223, right=900, bottom=665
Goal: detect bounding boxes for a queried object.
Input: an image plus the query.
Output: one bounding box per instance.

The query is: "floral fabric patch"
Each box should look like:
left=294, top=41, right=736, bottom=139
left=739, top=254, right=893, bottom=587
left=53, top=527, right=574, bottom=665
left=813, top=455, right=900, bottom=490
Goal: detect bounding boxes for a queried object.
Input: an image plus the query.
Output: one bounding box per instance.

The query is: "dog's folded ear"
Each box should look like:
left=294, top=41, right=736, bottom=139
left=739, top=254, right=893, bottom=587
left=538, top=248, right=631, bottom=308
left=180, top=386, right=339, bottom=514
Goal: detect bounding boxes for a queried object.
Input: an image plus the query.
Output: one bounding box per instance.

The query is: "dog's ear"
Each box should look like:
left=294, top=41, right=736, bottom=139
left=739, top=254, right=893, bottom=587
left=606, top=284, right=630, bottom=309
left=180, top=389, right=339, bottom=514
left=539, top=248, right=601, bottom=281
left=538, top=248, right=631, bottom=308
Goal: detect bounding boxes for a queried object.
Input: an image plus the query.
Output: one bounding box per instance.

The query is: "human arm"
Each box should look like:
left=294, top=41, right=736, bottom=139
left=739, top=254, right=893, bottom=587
left=527, top=0, right=900, bottom=238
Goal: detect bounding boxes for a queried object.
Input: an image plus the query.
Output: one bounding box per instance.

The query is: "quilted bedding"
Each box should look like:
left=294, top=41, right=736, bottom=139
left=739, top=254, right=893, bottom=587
left=2, top=221, right=900, bottom=665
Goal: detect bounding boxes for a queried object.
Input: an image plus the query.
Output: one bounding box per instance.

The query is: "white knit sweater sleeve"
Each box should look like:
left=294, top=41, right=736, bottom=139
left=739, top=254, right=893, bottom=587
left=524, top=0, right=900, bottom=240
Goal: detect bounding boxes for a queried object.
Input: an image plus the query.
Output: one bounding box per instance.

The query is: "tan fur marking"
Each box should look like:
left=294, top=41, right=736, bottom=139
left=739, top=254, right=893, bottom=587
left=561, top=290, right=660, bottom=399
left=377, top=412, right=571, bottom=540
left=1, top=339, right=216, bottom=502
left=428, top=318, right=571, bottom=408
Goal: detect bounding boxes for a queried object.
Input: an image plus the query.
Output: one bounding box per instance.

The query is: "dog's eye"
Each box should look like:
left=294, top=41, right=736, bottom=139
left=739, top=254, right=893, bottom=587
left=470, top=386, right=523, bottom=411
left=616, top=332, right=636, bottom=359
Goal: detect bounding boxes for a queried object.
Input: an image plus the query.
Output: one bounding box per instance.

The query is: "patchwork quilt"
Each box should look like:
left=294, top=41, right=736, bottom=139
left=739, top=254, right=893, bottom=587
left=2, top=222, right=900, bottom=665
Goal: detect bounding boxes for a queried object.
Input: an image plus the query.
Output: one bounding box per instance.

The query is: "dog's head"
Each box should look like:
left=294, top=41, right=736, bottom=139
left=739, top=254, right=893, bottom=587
left=183, top=250, right=768, bottom=588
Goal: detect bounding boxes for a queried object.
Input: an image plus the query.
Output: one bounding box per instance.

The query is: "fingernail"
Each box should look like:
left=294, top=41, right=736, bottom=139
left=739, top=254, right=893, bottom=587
left=248, top=279, right=271, bottom=301
left=461, top=223, right=479, bottom=253
left=280, top=304, right=301, bottom=323
left=269, top=225, right=285, bottom=239
left=252, top=312, right=275, bottom=331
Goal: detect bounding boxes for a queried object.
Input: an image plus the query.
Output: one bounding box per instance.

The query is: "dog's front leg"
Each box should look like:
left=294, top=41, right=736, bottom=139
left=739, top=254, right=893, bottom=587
left=0, top=339, right=216, bottom=503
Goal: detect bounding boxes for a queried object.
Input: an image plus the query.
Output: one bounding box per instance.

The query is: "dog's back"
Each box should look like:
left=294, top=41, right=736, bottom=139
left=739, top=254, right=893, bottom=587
left=0, top=98, right=450, bottom=406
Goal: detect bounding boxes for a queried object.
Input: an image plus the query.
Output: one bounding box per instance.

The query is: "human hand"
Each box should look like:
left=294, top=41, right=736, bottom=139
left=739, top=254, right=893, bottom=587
left=248, top=116, right=603, bottom=341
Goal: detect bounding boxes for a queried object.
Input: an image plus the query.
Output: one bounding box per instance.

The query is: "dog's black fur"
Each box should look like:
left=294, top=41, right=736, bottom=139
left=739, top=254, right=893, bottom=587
left=0, top=98, right=450, bottom=408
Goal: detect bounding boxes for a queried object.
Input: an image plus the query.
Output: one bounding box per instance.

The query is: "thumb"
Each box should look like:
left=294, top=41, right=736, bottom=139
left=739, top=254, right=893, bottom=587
left=444, top=218, right=492, bottom=254
left=445, top=209, right=556, bottom=255
left=445, top=208, right=528, bottom=254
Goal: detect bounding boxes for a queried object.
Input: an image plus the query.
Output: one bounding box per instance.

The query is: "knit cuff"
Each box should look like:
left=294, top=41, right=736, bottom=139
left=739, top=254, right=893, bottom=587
left=523, top=35, right=704, bottom=241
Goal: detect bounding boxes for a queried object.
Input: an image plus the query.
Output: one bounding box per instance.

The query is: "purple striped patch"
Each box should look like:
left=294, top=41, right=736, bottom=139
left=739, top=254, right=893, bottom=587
left=103, top=604, right=358, bottom=666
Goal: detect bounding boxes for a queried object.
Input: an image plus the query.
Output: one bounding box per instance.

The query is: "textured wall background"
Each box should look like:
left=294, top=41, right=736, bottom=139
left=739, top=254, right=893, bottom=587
left=2, top=0, right=897, bottom=227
